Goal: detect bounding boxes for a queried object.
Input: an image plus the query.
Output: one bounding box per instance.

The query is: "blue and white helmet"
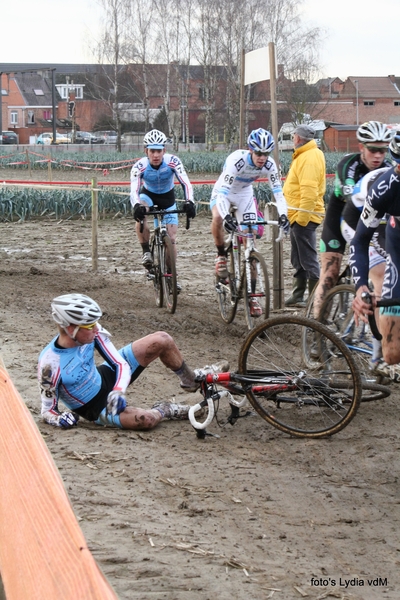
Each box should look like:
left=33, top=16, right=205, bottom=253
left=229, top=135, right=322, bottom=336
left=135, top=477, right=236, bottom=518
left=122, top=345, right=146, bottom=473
left=143, top=129, right=167, bottom=149
left=51, top=293, right=102, bottom=327
left=247, top=128, right=275, bottom=153
left=389, top=131, right=400, bottom=164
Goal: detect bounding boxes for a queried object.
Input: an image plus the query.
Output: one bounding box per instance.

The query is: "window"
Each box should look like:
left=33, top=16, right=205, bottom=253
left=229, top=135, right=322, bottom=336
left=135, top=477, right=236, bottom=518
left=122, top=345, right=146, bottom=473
left=56, top=84, right=84, bottom=99
left=363, top=100, right=375, bottom=106
left=43, top=110, right=52, bottom=120
left=11, top=111, right=18, bottom=125
left=394, top=101, right=400, bottom=106
left=34, top=89, right=44, bottom=96
left=28, top=110, right=35, bottom=124
left=1, top=89, right=8, bottom=96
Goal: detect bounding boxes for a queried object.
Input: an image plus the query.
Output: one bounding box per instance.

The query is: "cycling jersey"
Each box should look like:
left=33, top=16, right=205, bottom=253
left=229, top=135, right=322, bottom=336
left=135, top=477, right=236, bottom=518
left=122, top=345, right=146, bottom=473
left=130, top=154, right=193, bottom=208
left=319, top=154, right=391, bottom=253
left=350, top=166, right=400, bottom=291
left=341, top=167, right=389, bottom=230
left=38, top=326, right=138, bottom=425
left=210, top=150, right=287, bottom=219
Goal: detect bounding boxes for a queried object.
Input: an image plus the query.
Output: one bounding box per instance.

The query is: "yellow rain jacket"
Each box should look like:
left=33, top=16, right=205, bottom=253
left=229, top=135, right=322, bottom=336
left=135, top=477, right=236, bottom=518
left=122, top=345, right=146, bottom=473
left=283, top=140, right=326, bottom=227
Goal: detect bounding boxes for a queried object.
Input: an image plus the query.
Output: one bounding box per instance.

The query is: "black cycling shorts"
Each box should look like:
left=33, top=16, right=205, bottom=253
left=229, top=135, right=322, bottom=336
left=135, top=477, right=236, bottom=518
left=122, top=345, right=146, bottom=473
left=319, top=195, right=346, bottom=254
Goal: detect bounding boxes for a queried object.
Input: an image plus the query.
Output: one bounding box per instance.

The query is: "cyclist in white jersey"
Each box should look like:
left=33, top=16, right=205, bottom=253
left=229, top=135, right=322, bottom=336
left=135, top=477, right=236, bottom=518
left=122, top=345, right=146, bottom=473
left=38, top=294, right=229, bottom=430
left=210, top=128, right=289, bottom=316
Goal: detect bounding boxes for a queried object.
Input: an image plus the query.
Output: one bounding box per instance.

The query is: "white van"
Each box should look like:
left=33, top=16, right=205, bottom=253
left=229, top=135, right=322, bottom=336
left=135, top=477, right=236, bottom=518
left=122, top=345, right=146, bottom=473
left=278, top=120, right=326, bottom=151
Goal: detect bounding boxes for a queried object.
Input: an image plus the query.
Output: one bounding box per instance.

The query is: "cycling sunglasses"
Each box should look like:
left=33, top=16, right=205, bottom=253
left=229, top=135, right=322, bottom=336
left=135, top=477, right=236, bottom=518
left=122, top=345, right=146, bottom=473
left=364, top=145, right=388, bottom=154
left=79, top=321, right=98, bottom=330
left=253, top=151, right=270, bottom=156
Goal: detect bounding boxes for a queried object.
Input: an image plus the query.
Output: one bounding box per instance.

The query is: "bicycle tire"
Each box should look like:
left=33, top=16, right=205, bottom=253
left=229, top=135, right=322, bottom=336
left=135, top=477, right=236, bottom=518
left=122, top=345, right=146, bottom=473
left=318, top=284, right=386, bottom=390
left=243, top=250, right=270, bottom=330
left=152, top=237, right=163, bottom=308
left=238, top=315, right=362, bottom=438
left=215, top=243, right=239, bottom=324
left=161, top=234, right=177, bottom=314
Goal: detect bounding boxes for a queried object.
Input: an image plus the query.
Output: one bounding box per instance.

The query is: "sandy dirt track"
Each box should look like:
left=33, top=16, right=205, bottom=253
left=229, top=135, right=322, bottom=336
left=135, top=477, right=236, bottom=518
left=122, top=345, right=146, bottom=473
left=0, top=173, right=400, bottom=599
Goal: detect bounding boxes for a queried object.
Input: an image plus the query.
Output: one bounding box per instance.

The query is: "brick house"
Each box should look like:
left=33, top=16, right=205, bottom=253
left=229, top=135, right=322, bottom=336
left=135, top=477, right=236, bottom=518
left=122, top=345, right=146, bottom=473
left=1, top=62, right=400, bottom=145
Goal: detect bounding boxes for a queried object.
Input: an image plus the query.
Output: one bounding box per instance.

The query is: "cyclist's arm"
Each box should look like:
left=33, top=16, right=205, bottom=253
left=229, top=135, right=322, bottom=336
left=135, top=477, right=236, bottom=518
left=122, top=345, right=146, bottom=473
left=168, top=155, right=194, bottom=203
left=130, top=158, right=146, bottom=207
left=38, top=351, right=65, bottom=426
left=264, top=157, right=288, bottom=217
left=94, top=330, right=131, bottom=393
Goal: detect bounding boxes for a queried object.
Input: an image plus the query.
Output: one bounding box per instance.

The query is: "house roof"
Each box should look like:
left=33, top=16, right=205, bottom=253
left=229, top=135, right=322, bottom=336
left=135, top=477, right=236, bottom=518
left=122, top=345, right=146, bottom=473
left=13, top=72, right=60, bottom=106
left=347, top=76, right=400, bottom=99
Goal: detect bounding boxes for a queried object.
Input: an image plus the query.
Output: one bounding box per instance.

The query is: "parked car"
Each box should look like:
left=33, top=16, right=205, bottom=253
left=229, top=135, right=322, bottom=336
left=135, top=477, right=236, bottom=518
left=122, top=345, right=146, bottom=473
left=1, top=131, right=18, bottom=145
left=95, top=130, right=117, bottom=145
left=74, top=131, right=103, bottom=144
left=36, top=132, right=69, bottom=145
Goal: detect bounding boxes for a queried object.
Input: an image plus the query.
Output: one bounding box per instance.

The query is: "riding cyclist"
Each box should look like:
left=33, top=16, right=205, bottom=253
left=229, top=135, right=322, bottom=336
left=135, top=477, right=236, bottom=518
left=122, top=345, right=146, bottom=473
left=312, top=121, right=392, bottom=318
left=351, top=132, right=400, bottom=371
left=210, top=128, right=289, bottom=317
left=130, top=129, right=196, bottom=290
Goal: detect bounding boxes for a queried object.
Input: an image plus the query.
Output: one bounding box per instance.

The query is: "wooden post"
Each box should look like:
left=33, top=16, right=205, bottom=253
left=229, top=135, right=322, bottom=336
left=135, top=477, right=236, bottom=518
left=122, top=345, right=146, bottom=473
left=26, top=148, right=31, bottom=178
left=239, top=46, right=245, bottom=148
left=269, top=42, right=284, bottom=309
left=91, top=178, right=98, bottom=272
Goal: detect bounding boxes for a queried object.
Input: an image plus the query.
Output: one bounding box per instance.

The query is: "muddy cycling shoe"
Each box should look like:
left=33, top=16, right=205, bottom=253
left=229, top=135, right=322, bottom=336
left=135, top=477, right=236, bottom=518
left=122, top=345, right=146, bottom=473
left=249, top=298, right=263, bottom=317
left=181, top=360, right=230, bottom=392
left=215, top=256, right=228, bottom=279
left=142, top=252, right=153, bottom=268
left=151, top=400, right=190, bottom=420
left=369, top=358, right=400, bottom=382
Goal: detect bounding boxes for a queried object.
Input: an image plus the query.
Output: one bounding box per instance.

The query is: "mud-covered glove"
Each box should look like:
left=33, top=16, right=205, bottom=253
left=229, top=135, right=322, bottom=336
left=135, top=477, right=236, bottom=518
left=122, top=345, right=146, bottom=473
left=278, top=214, right=290, bottom=235
left=106, top=391, right=127, bottom=416
left=133, top=204, right=147, bottom=222
left=58, top=411, right=79, bottom=429
left=183, top=201, right=196, bottom=219
left=223, top=214, right=239, bottom=233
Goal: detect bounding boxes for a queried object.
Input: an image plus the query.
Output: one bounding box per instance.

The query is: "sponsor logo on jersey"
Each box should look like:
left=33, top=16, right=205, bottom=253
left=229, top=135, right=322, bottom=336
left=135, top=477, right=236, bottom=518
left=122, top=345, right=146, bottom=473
left=381, top=254, right=398, bottom=299
left=235, top=158, right=245, bottom=172
left=328, top=239, right=341, bottom=250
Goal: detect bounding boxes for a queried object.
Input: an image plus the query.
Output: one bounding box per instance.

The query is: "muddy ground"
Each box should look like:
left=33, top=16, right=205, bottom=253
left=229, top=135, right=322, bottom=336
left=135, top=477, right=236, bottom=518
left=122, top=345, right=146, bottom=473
left=1, top=168, right=400, bottom=599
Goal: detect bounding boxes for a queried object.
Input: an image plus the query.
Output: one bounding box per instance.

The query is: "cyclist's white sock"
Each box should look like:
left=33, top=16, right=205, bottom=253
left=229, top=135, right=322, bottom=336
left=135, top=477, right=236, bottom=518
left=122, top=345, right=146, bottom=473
left=372, top=338, right=382, bottom=362
left=173, top=361, right=196, bottom=388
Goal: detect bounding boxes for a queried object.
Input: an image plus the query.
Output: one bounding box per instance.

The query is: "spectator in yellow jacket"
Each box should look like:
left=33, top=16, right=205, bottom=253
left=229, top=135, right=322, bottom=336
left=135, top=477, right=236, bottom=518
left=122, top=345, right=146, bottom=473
left=283, top=125, right=326, bottom=307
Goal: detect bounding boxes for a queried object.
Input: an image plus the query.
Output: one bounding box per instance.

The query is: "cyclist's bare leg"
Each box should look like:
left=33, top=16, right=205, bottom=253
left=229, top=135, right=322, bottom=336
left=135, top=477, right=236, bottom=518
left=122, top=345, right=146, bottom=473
left=379, top=316, right=400, bottom=364
left=166, top=223, right=178, bottom=261
left=313, top=251, right=342, bottom=318
left=135, top=216, right=150, bottom=245
left=211, top=205, right=225, bottom=248
left=132, top=331, right=185, bottom=371
left=369, top=262, right=385, bottom=360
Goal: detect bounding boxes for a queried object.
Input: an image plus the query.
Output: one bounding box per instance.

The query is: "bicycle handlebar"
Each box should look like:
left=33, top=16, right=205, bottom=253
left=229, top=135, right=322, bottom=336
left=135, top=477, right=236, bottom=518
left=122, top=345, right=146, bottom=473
left=239, top=219, right=283, bottom=242
left=139, top=207, right=191, bottom=233
left=361, top=292, right=400, bottom=341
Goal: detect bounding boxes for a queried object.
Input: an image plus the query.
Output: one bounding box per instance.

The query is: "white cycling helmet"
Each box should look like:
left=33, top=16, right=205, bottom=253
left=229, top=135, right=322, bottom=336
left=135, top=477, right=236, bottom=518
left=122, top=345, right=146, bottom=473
left=143, top=129, right=167, bottom=149
left=389, top=131, right=400, bottom=164
left=51, top=293, right=102, bottom=327
left=356, top=121, right=392, bottom=144
left=247, top=128, right=275, bottom=153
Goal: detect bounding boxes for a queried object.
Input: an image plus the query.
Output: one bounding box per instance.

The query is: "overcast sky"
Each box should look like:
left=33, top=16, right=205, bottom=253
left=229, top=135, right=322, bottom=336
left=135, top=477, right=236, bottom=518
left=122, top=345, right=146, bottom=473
left=1, top=0, right=398, bottom=81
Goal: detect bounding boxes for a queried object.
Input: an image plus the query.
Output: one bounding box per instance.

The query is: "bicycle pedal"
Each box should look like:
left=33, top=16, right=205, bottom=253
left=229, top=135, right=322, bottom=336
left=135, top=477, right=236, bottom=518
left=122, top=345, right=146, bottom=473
left=146, top=272, right=155, bottom=280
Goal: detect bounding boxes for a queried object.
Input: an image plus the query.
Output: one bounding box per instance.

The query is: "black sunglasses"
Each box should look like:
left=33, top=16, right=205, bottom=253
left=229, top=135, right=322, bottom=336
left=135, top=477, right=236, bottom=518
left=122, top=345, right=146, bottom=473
left=253, top=151, right=270, bottom=157
left=364, top=146, right=387, bottom=154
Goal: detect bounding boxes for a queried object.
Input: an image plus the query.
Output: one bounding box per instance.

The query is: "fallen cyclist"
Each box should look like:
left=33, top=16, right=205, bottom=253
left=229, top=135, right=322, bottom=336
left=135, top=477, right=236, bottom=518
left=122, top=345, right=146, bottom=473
left=38, top=293, right=228, bottom=430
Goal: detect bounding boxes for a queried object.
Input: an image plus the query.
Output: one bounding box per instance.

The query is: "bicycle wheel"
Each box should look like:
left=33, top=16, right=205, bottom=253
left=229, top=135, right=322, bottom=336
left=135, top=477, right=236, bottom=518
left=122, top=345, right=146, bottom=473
left=238, top=315, right=362, bottom=438
left=161, top=234, right=177, bottom=314
left=243, top=250, right=270, bottom=330
left=215, top=243, right=239, bottom=324
left=151, top=238, right=163, bottom=308
left=318, top=284, right=386, bottom=390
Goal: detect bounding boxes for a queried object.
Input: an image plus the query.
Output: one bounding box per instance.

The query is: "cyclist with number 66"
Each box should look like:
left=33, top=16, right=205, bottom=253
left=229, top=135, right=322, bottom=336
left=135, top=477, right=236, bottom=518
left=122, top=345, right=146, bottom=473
left=210, top=128, right=289, bottom=317
left=130, top=130, right=195, bottom=289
